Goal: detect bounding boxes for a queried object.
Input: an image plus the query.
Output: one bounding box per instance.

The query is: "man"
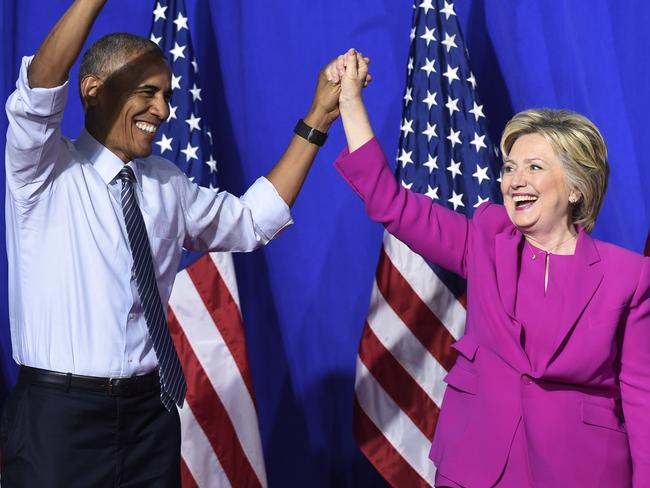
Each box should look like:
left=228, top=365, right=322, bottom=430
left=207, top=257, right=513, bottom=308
left=0, top=1, right=352, bottom=485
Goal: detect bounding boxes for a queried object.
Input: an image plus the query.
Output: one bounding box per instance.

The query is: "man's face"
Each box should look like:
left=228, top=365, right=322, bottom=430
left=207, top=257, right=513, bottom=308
left=92, top=52, right=172, bottom=163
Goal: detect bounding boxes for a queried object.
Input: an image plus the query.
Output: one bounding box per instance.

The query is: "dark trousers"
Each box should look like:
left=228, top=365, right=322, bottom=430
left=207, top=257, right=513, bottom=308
left=1, top=372, right=181, bottom=487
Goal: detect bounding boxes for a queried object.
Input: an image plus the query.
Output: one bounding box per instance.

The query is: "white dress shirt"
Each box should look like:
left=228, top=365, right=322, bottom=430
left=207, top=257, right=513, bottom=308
left=5, top=56, right=293, bottom=377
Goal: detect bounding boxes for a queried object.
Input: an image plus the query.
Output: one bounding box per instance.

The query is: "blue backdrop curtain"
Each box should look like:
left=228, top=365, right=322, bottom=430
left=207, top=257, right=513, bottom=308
left=1, top=1, right=648, bottom=486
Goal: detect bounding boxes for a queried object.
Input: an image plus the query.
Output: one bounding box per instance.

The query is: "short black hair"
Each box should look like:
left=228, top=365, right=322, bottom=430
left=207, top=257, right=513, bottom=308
left=78, top=32, right=165, bottom=87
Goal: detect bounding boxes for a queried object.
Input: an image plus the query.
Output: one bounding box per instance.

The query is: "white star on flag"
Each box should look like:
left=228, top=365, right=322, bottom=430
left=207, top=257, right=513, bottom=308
left=173, top=12, right=189, bottom=31
left=448, top=190, right=465, bottom=210
left=189, top=83, right=202, bottom=101
left=469, top=102, right=485, bottom=121
left=155, top=134, right=173, bottom=154
left=169, top=42, right=186, bottom=62
left=441, top=33, right=458, bottom=52
left=447, top=159, right=462, bottom=178
left=423, top=155, right=438, bottom=172
left=180, top=142, right=199, bottom=162
left=153, top=2, right=167, bottom=21
left=167, top=104, right=178, bottom=121
left=425, top=185, right=439, bottom=200
left=441, top=1, right=457, bottom=19
left=185, top=113, right=201, bottom=132
left=171, top=74, right=182, bottom=90
left=470, top=133, right=487, bottom=152
left=445, top=96, right=460, bottom=115
left=442, top=65, right=460, bottom=84
left=447, top=128, right=462, bottom=147
left=150, top=33, right=162, bottom=46
left=400, top=118, right=414, bottom=137
left=420, top=58, right=436, bottom=77
left=474, top=195, right=491, bottom=208
left=419, top=0, right=435, bottom=14
left=404, top=87, right=413, bottom=105
left=397, top=149, right=414, bottom=166
left=205, top=155, right=218, bottom=173
left=472, top=165, right=490, bottom=184
left=422, top=122, right=438, bottom=141
left=422, top=90, right=438, bottom=109
left=420, top=26, right=437, bottom=46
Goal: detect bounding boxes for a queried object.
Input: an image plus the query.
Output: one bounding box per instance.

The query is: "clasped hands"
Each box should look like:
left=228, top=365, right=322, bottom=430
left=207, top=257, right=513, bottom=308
left=311, top=48, right=372, bottom=125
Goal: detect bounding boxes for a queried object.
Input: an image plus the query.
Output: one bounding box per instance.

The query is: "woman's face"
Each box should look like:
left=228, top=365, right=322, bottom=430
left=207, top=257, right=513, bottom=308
left=500, top=133, right=574, bottom=236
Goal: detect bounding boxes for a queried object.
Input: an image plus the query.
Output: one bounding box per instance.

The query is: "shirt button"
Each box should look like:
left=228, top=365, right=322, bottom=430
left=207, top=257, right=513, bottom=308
left=128, top=313, right=136, bottom=320
left=521, top=374, right=533, bottom=385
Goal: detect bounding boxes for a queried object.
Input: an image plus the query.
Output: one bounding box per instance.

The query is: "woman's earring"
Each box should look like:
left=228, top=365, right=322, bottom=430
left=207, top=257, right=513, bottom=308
left=569, top=193, right=578, bottom=204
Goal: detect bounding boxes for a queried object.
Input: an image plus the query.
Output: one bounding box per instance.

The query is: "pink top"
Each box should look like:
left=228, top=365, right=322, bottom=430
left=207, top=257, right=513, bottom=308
left=516, top=245, right=574, bottom=371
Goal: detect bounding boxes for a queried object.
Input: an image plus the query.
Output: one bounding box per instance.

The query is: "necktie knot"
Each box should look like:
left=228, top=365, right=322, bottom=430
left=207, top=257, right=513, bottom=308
left=118, top=166, right=136, bottom=185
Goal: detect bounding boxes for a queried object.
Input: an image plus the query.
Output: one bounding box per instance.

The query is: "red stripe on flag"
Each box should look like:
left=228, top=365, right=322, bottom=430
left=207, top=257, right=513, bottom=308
left=353, top=397, right=431, bottom=488
left=185, top=255, right=256, bottom=402
left=181, top=457, right=199, bottom=488
left=376, top=247, right=458, bottom=371
left=169, top=309, right=263, bottom=488
left=358, top=322, right=440, bottom=439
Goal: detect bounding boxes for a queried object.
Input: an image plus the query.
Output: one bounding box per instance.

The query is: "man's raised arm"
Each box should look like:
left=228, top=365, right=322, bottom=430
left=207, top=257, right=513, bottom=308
left=29, top=0, right=107, bottom=88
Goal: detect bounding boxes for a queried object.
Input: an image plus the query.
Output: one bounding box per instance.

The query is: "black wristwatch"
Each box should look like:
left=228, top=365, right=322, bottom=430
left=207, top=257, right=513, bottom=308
left=294, top=119, right=328, bottom=146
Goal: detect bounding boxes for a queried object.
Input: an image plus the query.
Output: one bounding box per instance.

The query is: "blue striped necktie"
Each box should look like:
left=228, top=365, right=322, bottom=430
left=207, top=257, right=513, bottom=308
left=118, top=165, right=186, bottom=410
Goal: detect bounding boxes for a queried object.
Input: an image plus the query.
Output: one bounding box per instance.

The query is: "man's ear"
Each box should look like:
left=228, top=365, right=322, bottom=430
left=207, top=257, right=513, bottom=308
left=80, top=75, right=102, bottom=107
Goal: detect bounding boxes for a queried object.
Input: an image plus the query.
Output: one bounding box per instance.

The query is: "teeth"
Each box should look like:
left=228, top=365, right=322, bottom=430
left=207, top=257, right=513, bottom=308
left=135, top=122, right=157, bottom=134
left=513, top=195, right=538, bottom=203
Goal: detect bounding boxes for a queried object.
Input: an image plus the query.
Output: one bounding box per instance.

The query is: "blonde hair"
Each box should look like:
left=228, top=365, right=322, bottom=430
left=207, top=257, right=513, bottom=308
left=500, top=108, right=609, bottom=232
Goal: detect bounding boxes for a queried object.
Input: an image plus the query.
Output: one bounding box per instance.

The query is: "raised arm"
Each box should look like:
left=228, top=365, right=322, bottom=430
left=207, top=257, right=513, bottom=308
left=5, top=0, right=106, bottom=202
left=331, top=49, right=471, bottom=276
left=29, top=0, right=107, bottom=88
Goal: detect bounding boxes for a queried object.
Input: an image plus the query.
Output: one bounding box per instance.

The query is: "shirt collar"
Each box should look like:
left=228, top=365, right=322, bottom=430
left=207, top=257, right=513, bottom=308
left=74, top=129, right=143, bottom=189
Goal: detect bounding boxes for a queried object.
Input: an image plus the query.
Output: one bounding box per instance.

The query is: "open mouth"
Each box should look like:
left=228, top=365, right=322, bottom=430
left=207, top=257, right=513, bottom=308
left=135, top=121, right=158, bottom=135
left=512, top=194, right=538, bottom=211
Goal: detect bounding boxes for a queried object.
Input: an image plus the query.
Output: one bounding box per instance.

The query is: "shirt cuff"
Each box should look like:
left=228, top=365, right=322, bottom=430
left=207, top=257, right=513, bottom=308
left=16, top=55, right=69, bottom=117
left=241, top=177, right=294, bottom=241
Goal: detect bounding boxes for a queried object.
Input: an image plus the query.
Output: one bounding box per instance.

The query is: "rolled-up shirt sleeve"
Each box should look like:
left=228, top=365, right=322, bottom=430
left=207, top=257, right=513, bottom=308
left=179, top=173, right=293, bottom=252
left=5, top=55, right=69, bottom=201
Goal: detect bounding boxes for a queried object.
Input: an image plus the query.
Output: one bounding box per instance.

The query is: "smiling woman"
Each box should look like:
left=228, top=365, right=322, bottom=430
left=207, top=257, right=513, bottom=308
left=332, top=49, right=650, bottom=488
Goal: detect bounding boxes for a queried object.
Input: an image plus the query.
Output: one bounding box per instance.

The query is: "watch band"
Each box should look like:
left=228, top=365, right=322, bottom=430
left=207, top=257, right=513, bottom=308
left=293, top=119, right=328, bottom=146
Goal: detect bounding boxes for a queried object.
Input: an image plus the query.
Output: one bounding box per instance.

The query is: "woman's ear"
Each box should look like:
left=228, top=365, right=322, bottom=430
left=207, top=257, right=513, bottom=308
left=80, top=75, right=102, bottom=108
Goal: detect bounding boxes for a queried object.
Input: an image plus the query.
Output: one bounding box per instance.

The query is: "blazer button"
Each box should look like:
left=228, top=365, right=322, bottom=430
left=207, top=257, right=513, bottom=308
left=521, top=374, right=533, bottom=385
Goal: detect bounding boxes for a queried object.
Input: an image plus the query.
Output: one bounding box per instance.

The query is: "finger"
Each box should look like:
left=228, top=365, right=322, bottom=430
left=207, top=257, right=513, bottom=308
left=363, top=56, right=370, bottom=65
left=356, top=52, right=368, bottom=79
left=345, top=48, right=358, bottom=78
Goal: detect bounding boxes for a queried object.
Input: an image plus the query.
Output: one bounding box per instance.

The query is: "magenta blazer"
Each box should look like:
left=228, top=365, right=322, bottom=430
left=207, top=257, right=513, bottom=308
left=335, top=138, right=650, bottom=487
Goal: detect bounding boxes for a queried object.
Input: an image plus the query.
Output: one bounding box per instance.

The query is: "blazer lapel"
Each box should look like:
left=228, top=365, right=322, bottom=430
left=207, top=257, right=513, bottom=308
left=495, top=229, right=521, bottom=320
left=548, top=229, right=603, bottom=364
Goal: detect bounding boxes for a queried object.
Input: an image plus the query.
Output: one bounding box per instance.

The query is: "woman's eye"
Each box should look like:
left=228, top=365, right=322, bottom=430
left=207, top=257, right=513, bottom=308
left=530, top=164, right=542, bottom=171
left=502, top=165, right=514, bottom=174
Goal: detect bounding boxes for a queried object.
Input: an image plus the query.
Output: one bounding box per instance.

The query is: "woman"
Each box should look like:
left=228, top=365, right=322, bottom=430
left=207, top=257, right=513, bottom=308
left=329, top=49, right=650, bottom=487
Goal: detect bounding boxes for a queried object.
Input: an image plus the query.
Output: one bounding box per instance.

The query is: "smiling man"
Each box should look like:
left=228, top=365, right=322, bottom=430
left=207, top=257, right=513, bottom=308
left=1, top=1, right=342, bottom=486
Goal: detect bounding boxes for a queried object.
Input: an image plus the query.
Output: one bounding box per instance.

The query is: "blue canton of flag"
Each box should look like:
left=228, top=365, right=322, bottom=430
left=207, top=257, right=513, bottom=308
left=149, top=0, right=218, bottom=191
left=397, top=0, right=502, bottom=215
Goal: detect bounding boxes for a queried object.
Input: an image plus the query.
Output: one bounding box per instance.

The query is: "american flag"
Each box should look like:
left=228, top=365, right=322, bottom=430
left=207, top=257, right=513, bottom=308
left=149, top=1, right=267, bottom=487
left=352, top=1, right=502, bottom=486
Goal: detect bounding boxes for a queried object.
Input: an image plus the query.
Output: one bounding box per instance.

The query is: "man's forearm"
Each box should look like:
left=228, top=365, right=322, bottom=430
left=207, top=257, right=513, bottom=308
left=29, top=0, right=107, bottom=88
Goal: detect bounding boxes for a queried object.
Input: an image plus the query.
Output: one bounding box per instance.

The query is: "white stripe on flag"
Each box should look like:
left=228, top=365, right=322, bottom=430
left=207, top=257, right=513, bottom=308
left=179, top=402, right=232, bottom=488
left=368, top=281, right=448, bottom=408
left=209, top=252, right=241, bottom=309
left=170, top=270, right=268, bottom=487
left=383, top=232, right=466, bottom=340
left=355, top=358, right=437, bottom=485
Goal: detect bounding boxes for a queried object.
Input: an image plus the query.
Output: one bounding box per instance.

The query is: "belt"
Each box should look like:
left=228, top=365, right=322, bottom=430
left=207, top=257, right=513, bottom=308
left=18, top=366, right=160, bottom=397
